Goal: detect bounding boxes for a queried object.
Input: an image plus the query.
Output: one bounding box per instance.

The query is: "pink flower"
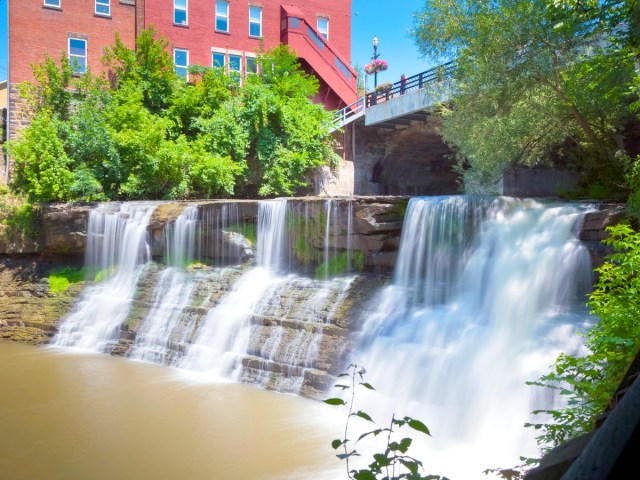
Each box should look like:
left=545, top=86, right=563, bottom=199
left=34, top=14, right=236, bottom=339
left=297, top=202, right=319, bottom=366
left=364, top=59, right=389, bottom=75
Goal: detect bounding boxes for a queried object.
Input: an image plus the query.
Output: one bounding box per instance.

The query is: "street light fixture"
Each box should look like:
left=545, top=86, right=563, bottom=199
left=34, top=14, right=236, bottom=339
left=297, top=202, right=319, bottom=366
left=372, top=36, right=379, bottom=88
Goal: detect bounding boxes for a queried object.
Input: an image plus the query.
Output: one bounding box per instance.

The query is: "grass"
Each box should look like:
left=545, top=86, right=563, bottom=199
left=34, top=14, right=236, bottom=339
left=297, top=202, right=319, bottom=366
left=49, top=266, right=87, bottom=293
left=315, top=251, right=365, bottom=279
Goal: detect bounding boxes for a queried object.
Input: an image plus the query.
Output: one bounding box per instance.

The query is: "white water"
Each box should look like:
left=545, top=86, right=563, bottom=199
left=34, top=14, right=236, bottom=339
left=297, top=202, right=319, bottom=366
left=349, top=196, right=596, bottom=479
left=51, top=202, right=156, bottom=352
left=180, top=199, right=356, bottom=391
left=127, top=205, right=200, bottom=364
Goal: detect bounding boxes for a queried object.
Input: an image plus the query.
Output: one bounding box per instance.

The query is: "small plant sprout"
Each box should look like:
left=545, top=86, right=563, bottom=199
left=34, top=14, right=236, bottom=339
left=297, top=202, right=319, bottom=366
left=324, top=363, right=448, bottom=480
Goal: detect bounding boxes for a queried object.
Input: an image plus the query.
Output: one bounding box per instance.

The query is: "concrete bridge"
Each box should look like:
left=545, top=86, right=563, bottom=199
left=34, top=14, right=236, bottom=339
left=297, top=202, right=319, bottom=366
left=320, top=62, right=580, bottom=198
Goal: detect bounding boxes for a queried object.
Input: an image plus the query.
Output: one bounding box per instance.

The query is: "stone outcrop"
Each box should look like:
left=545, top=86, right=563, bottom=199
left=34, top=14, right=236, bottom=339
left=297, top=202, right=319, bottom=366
left=0, top=257, right=86, bottom=344
left=579, top=203, right=627, bottom=269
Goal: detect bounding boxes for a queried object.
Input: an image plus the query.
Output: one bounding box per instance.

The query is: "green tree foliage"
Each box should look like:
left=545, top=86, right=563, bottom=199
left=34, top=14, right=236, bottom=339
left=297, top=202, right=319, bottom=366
left=19, top=53, right=73, bottom=120
left=526, top=223, right=640, bottom=452
left=8, top=28, right=336, bottom=202
left=411, top=0, right=639, bottom=195
left=10, top=111, right=74, bottom=202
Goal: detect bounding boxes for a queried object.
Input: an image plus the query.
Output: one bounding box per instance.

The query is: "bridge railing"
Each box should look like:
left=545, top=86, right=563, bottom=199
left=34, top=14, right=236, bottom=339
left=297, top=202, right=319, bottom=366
left=330, top=60, right=457, bottom=131
left=365, top=60, right=457, bottom=107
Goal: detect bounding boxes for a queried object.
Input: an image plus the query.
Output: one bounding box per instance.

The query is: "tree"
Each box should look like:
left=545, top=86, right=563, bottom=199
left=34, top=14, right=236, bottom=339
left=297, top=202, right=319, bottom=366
left=9, top=29, right=337, bottom=201
left=9, top=111, right=74, bottom=202
left=235, top=45, right=338, bottom=196
left=411, top=0, right=638, bottom=195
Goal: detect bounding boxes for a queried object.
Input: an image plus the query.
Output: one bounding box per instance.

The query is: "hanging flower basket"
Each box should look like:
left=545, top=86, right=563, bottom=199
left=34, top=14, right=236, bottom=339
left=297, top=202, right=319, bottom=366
left=375, top=82, right=393, bottom=94
left=364, top=59, right=389, bottom=75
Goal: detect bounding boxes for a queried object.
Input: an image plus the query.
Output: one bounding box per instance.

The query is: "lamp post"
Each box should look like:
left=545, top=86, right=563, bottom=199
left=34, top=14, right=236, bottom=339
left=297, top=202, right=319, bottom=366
left=372, top=36, right=379, bottom=88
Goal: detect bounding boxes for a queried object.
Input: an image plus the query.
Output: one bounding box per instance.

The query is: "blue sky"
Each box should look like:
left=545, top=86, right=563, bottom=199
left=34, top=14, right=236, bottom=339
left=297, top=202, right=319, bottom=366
left=351, top=0, right=432, bottom=90
left=0, top=0, right=429, bottom=85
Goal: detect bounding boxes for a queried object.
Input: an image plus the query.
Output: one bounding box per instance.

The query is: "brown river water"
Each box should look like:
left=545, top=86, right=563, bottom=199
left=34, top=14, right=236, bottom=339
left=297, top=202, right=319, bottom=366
left=0, top=342, right=344, bottom=480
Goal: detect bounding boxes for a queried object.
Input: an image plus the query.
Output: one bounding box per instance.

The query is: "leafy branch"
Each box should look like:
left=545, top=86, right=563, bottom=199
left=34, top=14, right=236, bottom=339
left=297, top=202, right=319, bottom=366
left=324, top=364, right=448, bottom=480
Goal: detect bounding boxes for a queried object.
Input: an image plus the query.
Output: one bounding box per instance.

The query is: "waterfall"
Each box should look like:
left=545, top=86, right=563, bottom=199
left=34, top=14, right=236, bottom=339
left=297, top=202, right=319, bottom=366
left=180, top=198, right=357, bottom=392
left=126, top=205, right=200, bottom=364
left=51, top=202, right=156, bottom=352
left=165, top=204, right=199, bottom=267
left=350, top=196, right=596, bottom=479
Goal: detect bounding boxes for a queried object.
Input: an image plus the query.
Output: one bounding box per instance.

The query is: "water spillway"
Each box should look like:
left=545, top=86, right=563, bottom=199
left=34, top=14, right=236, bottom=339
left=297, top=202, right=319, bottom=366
left=47, top=195, right=598, bottom=479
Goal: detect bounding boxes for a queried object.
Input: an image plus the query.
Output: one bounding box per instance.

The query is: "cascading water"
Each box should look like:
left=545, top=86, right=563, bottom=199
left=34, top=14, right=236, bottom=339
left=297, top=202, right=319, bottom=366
left=127, top=204, right=200, bottom=364
left=350, top=196, right=596, bottom=480
left=180, top=198, right=357, bottom=392
left=180, top=199, right=290, bottom=379
left=51, top=202, right=156, bottom=352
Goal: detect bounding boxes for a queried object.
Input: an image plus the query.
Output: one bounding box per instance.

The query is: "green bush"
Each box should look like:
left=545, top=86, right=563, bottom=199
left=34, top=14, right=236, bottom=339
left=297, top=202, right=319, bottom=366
left=49, top=266, right=87, bottom=293
left=9, top=111, right=74, bottom=202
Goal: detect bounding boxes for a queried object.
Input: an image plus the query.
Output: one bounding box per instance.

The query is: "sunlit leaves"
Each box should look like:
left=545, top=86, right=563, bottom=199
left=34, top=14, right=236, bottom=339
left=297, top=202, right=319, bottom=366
left=411, top=0, right=638, bottom=194
left=325, top=364, right=445, bottom=480
left=10, top=29, right=335, bottom=201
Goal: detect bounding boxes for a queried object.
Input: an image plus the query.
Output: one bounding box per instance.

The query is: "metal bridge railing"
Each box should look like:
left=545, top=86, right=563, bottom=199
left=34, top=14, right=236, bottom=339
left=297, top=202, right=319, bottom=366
left=365, top=60, right=457, bottom=107
left=330, top=60, right=457, bottom=131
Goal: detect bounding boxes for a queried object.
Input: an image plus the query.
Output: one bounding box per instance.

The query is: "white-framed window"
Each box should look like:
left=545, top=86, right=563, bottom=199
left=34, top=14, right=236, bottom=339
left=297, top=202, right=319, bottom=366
left=249, top=5, right=262, bottom=38
left=43, top=0, right=60, bottom=7
left=216, top=0, right=229, bottom=32
left=69, top=38, right=87, bottom=74
left=212, top=52, right=225, bottom=69
left=174, top=0, right=188, bottom=25
left=318, top=17, right=329, bottom=40
left=174, top=48, right=189, bottom=79
left=246, top=56, right=257, bottom=76
left=95, top=0, right=110, bottom=16
left=317, top=17, right=329, bottom=40
left=229, top=54, right=242, bottom=83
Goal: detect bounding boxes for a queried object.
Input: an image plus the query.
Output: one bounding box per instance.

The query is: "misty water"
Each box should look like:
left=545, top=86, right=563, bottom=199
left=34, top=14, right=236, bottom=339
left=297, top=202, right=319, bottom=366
left=1, top=195, right=598, bottom=479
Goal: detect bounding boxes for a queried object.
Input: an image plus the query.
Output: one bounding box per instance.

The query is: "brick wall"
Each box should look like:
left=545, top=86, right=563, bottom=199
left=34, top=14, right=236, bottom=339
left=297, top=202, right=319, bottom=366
left=144, top=0, right=351, bottom=71
left=9, top=0, right=137, bottom=85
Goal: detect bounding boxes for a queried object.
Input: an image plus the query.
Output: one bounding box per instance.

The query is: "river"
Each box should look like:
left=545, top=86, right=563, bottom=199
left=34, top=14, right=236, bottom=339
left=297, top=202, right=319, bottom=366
left=0, top=342, right=344, bottom=480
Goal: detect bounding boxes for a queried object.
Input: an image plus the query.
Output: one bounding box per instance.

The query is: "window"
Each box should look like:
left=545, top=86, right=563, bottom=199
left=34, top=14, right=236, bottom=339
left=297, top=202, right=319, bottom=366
left=229, top=54, right=241, bottom=83
left=95, top=0, right=110, bottom=16
left=174, top=0, right=187, bottom=25
left=216, top=0, right=229, bottom=32
left=43, top=0, right=60, bottom=7
left=249, top=5, right=262, bottom=37
left=174, top=48, right=189, bottom=79
left=246, top=56, right=257, bottom=76
left=212, top=52, right=225, bottom=68
left=317, top=17, right=329, bottom=40
left=69, top=38, right=87, bottom=74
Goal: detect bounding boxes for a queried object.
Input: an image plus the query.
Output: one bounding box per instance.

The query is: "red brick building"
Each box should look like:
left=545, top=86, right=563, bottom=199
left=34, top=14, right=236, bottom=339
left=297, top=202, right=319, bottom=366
left=4, top=1, right=356, bottom=182
left=140, top=0, right=357, bottom=110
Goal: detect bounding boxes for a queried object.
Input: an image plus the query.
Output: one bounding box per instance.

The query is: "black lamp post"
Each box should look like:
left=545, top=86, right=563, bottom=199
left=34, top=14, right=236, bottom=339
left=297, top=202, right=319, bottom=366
left=372, top=36, right=379, bottom=88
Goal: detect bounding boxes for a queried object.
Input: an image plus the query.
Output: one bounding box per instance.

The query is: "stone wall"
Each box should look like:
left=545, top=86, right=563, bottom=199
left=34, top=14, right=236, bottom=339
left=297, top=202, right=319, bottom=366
left=351, top=116, right=460, bottom=196
left=502, top=168, right=582, bottom=197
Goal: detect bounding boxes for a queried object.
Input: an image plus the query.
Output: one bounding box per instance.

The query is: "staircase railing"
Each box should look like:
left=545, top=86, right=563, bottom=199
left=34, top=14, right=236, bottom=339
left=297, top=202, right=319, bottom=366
left=330, top=96, right=366, bottom=131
